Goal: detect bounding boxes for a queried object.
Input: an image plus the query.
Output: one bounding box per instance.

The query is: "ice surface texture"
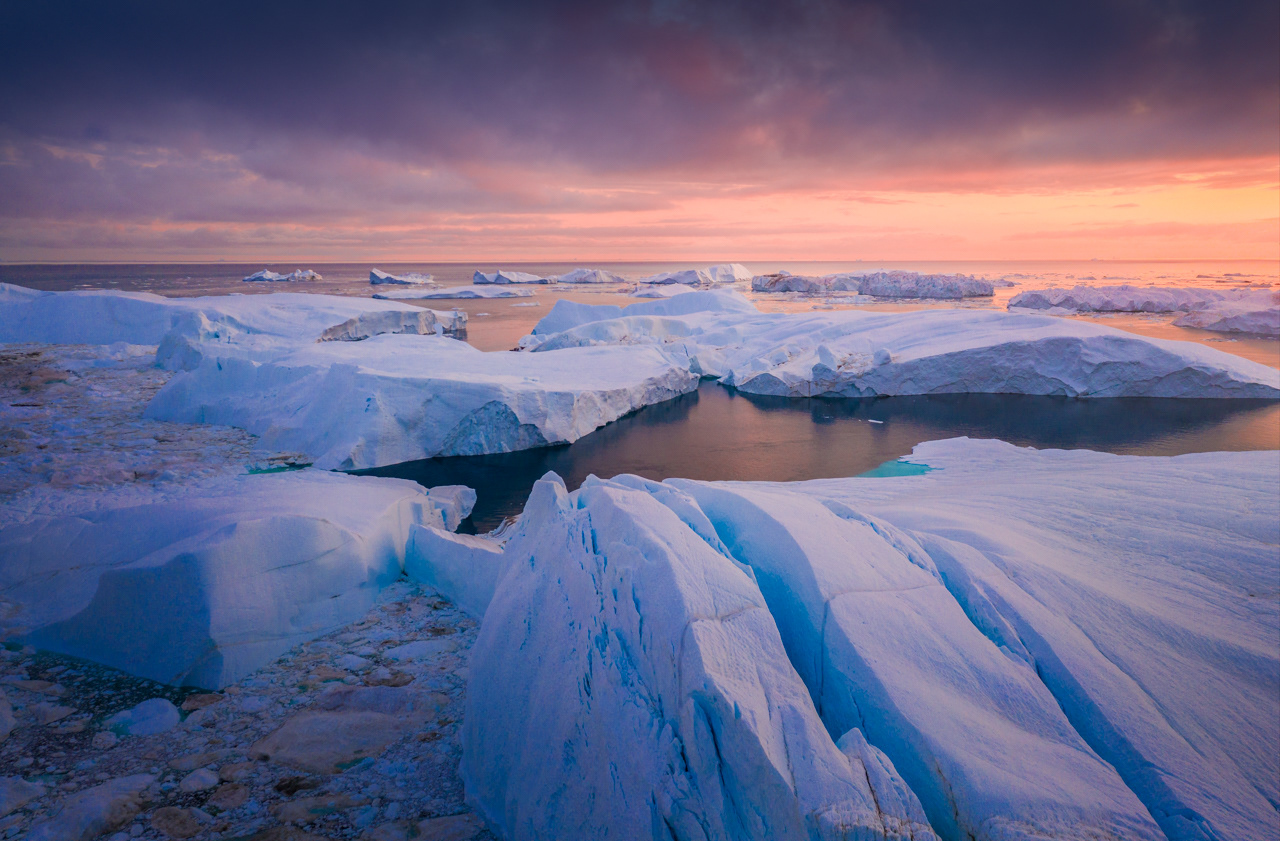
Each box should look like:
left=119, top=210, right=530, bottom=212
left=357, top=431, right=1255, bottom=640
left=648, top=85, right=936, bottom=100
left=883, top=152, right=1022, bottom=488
left=752, top=270, right=994, bottom=298
left=411, top=441, right=1278, bottom=841
left=1010, top=285, right=1279, bottom=336
left=528, top=290, right=1280, bottom=398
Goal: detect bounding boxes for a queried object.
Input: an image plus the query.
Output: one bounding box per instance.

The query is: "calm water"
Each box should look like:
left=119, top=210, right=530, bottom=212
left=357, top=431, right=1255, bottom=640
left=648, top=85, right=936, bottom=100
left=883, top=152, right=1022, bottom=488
left=357, top=384, right=1280, bottom=532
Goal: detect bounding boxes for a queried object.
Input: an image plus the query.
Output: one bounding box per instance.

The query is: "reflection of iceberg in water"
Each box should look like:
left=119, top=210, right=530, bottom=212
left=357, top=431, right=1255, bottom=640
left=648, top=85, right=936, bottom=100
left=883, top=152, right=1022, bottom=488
left=355, top=383, right=1280, bottom=530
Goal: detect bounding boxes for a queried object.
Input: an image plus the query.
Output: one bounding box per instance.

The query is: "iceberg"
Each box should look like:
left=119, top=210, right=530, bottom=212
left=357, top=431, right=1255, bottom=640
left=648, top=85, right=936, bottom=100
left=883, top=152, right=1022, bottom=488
left=242, top=269, right=322, bottom=282
left=426, top=474, right=938, bottom=841
left=377, top=285, right=534, bottom=299
left=527, top=293, right=1280, bottom=399
left=473, top=270, right=549, bottom=284
left=0, top=470, right=456, bottom=688
left=630, top=284, right=696, bottom=298
left=753, top=270, right=993, bottom=299
left=552, top=267, right=627, bottom=284
left=369, top=268, right=436, bottom=285
left=146, top=335, right=698, bottom=469
left=638, top=263, right=753, bottom=286
left=1009, top=284, right=1279, bottom=336
left=410, top=441, right=1277, bottom=840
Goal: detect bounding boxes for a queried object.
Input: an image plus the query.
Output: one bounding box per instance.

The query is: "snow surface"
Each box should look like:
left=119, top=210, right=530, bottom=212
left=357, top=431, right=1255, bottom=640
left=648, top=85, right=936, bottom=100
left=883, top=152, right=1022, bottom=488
left=243, top=269, right=322, bottom=282
left=147, top=334, right=698, bottom=469
left=526, top=292, right=1280, bottom=398
left=369, top=268, right=436, bottom=285
left=412, top=441, right=1277, bottom=841
left=473, top=270, right=548, bottom=285
left=377, top=285, right=534, bottom=299
left=1008, top=284, right=1280, bottom=336
left=753, top=270, right=993, bottom=299
left=0, top=469, right=452, bottom=688
left=639, top=263, right=752, bottom=285
left=553, top=268, right=627, bottom=284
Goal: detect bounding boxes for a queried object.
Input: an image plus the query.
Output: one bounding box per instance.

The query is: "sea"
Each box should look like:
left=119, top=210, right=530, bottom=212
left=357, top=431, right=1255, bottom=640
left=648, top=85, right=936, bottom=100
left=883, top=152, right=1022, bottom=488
left=4, top=259, right=1276, bottom=529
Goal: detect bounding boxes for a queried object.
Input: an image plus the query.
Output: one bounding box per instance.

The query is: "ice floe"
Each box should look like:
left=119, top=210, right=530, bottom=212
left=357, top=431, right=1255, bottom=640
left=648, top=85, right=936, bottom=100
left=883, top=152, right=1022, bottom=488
left=1009, top=284, right=1280, bottom=336
left=369, top=268, right=436, bottom=285
left=552, top=267, right=627, bottom=284
left=411, top=440, right=1277, bottom=841
left=0, top=469, right=453, bottom=688
left=377, top=285, right=534, bottom=300
left=630, top=284, right=696, bottom=298
left=526, top=291, right=1280, bottom=398
left=753, top=270, right=994, bottom=298
left=242, top=269, right=322, bottom=282
left=473, top=270, right=548, bottom=285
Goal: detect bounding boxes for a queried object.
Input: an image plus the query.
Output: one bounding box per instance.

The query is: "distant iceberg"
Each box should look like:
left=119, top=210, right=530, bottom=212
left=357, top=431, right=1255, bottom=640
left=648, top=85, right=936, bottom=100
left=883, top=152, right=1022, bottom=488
left=473, top=269, right=549, bottom=284
left=553, top=268, right=627, bottom=284
left=753, top=270, right=993, bottom=298
left=376, top=285, right=534, bottom=300
left=1009, top=284, right=1279, bottom=336
left=243, top=269, right=322, bottom=282
left=369, top=268, right=436, bottom=285
left=638, top=263, right=752, bottom=285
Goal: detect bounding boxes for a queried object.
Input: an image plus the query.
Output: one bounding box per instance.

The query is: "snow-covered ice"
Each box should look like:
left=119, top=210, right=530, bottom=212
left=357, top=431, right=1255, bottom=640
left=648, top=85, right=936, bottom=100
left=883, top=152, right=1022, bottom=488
left=753, top=270, right=993, bottom=298
left=147, top=334, right=699, bottom=469
left=369, top=268, right=436, bottom=285
left=630, top=284, right=696, bottom=298
left=0, top=469, right=451, bottom=688
left=552, top=268, right=627, bottom=284
left=526, top=291, right=1280, bottom=398
left=410, top=441, right=1277, bottom=841
left=473, top=270, right=548, bottom=285
left=242, top=269, right=322, bottom=282
left=1010, top=284, right=1279, bottom=336
left=377, top=285, right=534, bottom=299
left=638, top=263, right=752, bottom=285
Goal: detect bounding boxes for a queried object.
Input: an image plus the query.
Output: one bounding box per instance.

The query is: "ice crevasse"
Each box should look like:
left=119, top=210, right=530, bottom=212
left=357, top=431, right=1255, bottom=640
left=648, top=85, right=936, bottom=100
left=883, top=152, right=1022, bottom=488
left=407, top=440, right=1279, bottom=841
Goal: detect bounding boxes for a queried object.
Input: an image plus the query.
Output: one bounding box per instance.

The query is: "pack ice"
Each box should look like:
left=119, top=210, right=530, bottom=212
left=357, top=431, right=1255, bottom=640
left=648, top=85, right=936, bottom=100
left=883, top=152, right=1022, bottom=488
left=526, top=290, right=1280, bottom=398
left=1010, top=284, right=1280, bottom=336
left=752, top=270, right=994, bottom=298
left=410, top=440, right=1277, bottom=841
left=0, top=470, right=473, bottom=688
left=374, top=285, right=534, bottom=300
left=242, top=269, right=322, bottom=282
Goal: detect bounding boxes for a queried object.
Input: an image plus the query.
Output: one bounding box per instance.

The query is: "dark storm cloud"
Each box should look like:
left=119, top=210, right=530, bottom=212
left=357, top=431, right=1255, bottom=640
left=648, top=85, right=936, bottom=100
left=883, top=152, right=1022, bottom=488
left=0, top=0, right=1275, bottom=253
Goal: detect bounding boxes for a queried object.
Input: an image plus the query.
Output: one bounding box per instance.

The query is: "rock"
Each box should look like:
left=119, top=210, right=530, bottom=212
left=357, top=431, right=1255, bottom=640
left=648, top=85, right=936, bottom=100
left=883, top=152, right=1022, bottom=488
left=150, top=806, right=201, bottom=838
left=218, top=761, right=256, bottom=782
left=306, top=666, right=348, bottom=682
left=362, top=813, right=484, bottom=841
left=271, top=793, right=366, bottom=824
left=0, top=775, right=45, bottom=816
left=274, top=776, right=320, bottom=796
left=169, top=750, right=225, bottom=772
left=91, top=731, right=120, bottom=750
left=0, top=694, right=15, bottom=742
left=362, top=668, right=413, bottom=688
left=240, top=827, right=331, bottom=841
left=207, top=782, right=249, bottom=811
left=1, top=679, right=65, bottom=696
left=31, top=702, right=76, bottom=725
left=179, top=693, right=223, bottom=712
left=251, top=687, right=444, bottom=774
left=179, top=768, right=219, bottom=792
left=105, top=698, right=180, bottom=736
left=383, top=639, right=453, bottom=662
left=25, top=773, right=153, bottom=841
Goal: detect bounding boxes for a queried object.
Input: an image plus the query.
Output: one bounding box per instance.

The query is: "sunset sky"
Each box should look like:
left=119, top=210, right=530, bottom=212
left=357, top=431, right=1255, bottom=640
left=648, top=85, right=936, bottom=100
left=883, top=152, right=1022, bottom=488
left=1, top=0, right=1276, bottom=262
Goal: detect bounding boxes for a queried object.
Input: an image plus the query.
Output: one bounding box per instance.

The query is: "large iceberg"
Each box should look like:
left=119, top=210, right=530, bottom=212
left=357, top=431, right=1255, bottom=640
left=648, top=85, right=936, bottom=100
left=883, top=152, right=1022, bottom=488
left=146, top=335, right=698, bottom=469
left=370, top=268, right=436, bottom=285
left=409, top=441, right=1277, bottom=840
left=553, top=267, right=628, bottom=284
left=639, top=263, right=752, bottom=285
left=243, top=269, right=322, bottom=282
left=473, top=270, right=549, bottom=284
left=1009, top=284, right=1279, bottom=337
left=753, top=270, right=993, bottom=299
left=526, top=292, right=1280, bottom=399
left=0, top=470, right=461, bottom=688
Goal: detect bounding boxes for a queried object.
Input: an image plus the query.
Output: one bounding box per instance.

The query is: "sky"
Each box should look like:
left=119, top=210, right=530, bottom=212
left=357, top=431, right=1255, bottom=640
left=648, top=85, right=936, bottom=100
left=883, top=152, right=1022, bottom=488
left=0, top=0, right=1276, bottom=262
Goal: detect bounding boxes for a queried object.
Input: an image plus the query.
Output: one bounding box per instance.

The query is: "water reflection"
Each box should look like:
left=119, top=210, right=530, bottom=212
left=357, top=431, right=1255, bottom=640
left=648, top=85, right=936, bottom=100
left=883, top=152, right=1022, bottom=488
left=354, top=384, right=1279, bottom=531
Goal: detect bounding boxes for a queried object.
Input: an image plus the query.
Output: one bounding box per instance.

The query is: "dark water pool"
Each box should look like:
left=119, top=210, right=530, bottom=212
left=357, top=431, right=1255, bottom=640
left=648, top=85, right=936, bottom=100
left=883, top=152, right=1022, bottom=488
left=354, top=384, right=1280, bottom=532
